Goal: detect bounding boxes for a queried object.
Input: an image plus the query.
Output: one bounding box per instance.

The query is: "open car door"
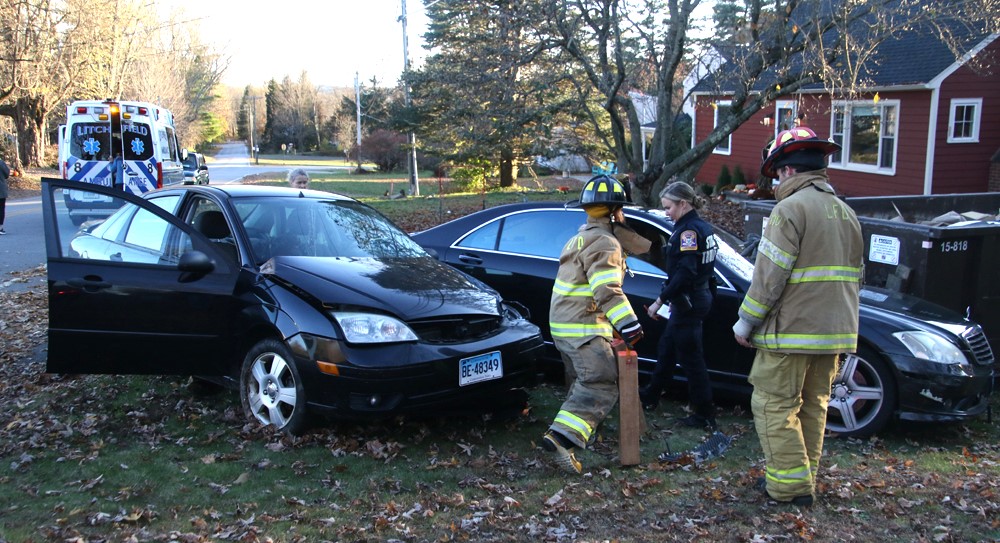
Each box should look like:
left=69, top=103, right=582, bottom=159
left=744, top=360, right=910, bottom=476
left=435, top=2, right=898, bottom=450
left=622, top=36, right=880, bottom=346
left=41, top=177, right=239, bottom=375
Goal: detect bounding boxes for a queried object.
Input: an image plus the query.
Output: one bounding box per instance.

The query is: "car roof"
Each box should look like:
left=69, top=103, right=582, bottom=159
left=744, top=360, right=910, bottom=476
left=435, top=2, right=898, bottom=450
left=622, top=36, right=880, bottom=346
left=148, top=184, right=357, bottom=202
left=439, top=200, right=671, bottom=223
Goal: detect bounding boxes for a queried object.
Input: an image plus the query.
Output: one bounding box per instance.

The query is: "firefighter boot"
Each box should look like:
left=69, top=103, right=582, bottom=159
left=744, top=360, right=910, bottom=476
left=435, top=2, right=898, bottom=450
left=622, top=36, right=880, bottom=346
left=542, top=431, right=582, bottom=474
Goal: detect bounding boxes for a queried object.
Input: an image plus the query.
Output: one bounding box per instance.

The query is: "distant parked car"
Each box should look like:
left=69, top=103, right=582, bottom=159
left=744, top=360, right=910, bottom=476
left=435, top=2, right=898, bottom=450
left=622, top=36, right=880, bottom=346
left=40, top=179, right=544, bottom=435
left=412, top=202, right=995, bottom=438
left=182, top=151, right=209, bottom=185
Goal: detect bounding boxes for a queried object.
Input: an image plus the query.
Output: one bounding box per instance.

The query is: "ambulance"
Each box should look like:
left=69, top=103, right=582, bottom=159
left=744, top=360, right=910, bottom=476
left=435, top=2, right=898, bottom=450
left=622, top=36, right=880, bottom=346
left=58, top=99, right=186, bottom=224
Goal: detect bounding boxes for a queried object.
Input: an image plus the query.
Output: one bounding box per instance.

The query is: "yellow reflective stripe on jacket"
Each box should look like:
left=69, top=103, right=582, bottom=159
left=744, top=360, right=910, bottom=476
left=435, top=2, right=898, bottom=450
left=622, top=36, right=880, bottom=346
left=766, top=464, right=811, bottom=485
left=553, top=278, right=593, bottom=297
left=550, top=322, right=613, bottom=338
left=758, top=237, right=795, bottom=270
left=740, top=295, right=770, bottom=319
left=788, top=265, right=862, bottom=284
left=589, top=268, right=621, bottom=290
left=752, top=332, right=858, bottom=351
left=606, top=301, right=634, bottom=327
left=554, top=410, right=594, bottom=442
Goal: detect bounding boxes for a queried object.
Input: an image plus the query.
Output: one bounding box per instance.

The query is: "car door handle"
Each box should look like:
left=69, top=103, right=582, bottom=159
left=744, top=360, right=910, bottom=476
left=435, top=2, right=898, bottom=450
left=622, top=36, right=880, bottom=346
left=67, top=276, right=112, bottom=291
left=458, top=253, right=483, bottom=265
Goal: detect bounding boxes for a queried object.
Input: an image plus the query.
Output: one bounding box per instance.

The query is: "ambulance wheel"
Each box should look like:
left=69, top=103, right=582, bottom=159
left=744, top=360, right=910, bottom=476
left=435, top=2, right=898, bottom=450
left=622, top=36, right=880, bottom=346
left=825, top=345, right=896, bottom=438
left=240, top=339, right=309, bottom=436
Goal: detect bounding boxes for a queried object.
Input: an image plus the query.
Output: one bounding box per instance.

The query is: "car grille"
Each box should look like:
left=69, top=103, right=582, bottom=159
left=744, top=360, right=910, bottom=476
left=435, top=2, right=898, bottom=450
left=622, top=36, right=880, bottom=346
left=408, top=315, right=502, bottom=344
left=962, top=327, right=994, bottom=366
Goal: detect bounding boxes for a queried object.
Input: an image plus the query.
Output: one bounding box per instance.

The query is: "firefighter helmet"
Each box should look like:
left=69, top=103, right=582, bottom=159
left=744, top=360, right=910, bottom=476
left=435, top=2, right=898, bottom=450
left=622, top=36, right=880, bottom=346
left=577, top=175, right=630, bottom=207
left=760, top=126, right=841, bottom=178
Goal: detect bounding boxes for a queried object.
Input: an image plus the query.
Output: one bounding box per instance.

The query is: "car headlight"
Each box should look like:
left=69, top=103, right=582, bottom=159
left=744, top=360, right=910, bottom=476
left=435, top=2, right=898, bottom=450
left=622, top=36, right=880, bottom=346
left=501, top=301, right=530, bottom=321
left=891, top=331, right=968, bottom=365
left=331, top=312, right=419, bottom=344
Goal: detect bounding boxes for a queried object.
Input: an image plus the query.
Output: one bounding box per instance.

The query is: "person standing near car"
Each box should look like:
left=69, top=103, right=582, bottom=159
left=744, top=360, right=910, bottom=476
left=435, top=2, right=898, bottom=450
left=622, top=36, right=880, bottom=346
left=542, top=175, right=651, bottom=474
left=733, top=126, right=863, bottom=507
left=288, top=168, right=310, bottom=189
left=0, top=153, right=9, bottom=235
left=641, top=180, right=719, bottom=431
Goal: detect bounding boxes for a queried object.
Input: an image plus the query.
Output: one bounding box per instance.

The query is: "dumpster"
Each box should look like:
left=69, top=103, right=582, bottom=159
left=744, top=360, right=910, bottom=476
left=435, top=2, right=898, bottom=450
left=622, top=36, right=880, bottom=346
left=742, top=192, right=1000, bottom=349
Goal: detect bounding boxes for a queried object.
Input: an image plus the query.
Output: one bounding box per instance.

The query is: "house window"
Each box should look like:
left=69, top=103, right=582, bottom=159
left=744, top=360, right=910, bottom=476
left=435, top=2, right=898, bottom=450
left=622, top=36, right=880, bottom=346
left=713, top=101, right=732, bottom=155
left=775, top=100, right=797, bottom=133
left=829, top=100, right=898, bottom=174
left=947, top=98, right=982, bottom=143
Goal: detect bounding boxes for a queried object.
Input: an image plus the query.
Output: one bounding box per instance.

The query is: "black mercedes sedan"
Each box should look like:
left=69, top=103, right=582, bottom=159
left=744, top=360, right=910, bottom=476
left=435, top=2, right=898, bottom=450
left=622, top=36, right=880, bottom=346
left=412, top=202, right=995, bottom=438
left=40, top=179, right=544, bottom=435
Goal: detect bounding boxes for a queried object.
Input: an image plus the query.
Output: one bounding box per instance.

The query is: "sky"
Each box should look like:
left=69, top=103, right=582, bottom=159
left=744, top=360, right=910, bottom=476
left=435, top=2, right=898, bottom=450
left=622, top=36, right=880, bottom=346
left=162, top=0, right=431, bottom=89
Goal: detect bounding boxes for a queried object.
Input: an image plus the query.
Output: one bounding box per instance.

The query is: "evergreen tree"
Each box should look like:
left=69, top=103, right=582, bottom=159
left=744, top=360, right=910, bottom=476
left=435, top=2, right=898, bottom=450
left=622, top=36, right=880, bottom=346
left=237, top=86, right=252, bottom=142
left=410, top=0, right=577, bottom=187
left=262, top=79, right=278, bottom=151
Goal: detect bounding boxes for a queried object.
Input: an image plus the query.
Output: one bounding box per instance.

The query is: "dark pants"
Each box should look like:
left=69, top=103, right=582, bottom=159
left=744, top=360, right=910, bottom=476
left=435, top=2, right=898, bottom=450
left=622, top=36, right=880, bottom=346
left=645, top=288, right=714, bottom=416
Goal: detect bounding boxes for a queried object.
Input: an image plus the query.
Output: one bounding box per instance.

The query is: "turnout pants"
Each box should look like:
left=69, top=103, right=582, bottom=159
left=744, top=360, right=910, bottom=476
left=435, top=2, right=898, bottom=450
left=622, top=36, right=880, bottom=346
left=749, top=351, right=838, bottom=501
left=550, top=337, right=619, bottom=449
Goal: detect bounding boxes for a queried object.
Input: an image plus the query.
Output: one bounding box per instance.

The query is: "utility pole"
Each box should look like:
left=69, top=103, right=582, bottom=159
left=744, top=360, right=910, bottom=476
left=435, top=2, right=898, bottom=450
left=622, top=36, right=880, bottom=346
left=355, top=72, right=363, bottom=172
left=400, top=0, right=420, bottom=196
left=248, top=96, right=256, bottom=164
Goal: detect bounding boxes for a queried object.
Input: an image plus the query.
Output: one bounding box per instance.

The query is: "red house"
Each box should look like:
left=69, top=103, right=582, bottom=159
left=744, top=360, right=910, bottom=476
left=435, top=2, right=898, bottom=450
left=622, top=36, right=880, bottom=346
left=691, top=30, right=1000, bottom=196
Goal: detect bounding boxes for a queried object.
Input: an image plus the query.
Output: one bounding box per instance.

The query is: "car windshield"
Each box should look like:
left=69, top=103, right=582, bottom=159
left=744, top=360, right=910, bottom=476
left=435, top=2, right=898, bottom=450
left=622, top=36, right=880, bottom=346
left=233, top=197, right=428, bottom=264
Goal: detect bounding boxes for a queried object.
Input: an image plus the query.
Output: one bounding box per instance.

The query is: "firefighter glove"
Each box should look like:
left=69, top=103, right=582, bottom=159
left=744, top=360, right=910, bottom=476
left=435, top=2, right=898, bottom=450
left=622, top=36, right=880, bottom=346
left=620, top=321, right=644, bottom=347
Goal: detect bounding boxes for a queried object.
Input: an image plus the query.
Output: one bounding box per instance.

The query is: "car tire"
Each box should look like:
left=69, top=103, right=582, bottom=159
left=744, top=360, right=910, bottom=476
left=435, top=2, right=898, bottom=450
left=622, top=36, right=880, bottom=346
left=240, top=339, right=309, bottom=436
left=70, top=214, right=88, bottom=226
left=826, top=345, right=896, bottom=438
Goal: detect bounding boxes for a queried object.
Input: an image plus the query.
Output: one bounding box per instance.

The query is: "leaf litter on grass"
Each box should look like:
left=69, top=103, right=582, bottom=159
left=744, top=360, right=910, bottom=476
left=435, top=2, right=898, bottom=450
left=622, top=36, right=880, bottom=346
left=3, top=206, right=1000, bottom=541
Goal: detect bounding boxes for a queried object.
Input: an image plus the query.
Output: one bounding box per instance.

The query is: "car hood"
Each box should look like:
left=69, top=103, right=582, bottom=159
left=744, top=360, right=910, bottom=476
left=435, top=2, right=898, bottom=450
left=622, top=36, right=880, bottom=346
left=860, top=286, right=973, bottom=333
left=262, top=255, right=502, bottom=319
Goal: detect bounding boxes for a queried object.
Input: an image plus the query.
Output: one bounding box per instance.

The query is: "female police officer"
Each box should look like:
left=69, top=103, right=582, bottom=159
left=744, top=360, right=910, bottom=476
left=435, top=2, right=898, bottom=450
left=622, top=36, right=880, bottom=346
left=641, top=180, right=719, bottom=430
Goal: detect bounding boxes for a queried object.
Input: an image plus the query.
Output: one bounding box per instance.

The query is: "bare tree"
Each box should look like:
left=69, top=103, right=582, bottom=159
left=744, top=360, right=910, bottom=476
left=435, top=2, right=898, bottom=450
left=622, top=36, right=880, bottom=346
left=0, top=0, right=228, bottom=167
left=545, top=0, right=998, bottom=205
left=0, top=0, right=73, bottom=168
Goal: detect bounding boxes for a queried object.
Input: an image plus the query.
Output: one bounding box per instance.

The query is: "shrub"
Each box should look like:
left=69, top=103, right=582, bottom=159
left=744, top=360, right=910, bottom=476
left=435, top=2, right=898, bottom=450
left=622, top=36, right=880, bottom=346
left=450, top=159, right=497, bottom=192
left=715, top=165, right=732, bottom=194
left=359, top=129, right=407, bottom=173
left=732, top=165, right=746, bottom=186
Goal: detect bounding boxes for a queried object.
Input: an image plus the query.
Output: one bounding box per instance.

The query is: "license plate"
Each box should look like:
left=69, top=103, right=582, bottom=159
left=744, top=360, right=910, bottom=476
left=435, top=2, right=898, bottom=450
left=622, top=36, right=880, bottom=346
left=70, top=189, right=111, bottom=202
left=459, top=351, right=503, bottom=386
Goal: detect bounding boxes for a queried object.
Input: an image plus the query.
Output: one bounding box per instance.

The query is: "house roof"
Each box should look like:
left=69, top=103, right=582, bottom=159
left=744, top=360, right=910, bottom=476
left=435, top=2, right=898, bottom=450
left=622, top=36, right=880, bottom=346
left=692, top=7, right=995, bottom=94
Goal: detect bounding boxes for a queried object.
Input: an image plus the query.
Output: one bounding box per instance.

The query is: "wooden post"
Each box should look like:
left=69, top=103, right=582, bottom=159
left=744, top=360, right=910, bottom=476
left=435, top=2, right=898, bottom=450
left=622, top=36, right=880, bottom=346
left=614, top=338, right=643, bottom=465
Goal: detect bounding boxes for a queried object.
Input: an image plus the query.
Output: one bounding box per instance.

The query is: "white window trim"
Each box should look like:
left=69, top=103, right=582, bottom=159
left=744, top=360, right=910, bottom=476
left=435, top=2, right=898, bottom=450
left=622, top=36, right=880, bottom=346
left=775, top=99, right=797, bottom=136
left=712, top=101, right=733, bottom=156
left=946, top=98, right=982, bottom=143
left=827, top=99, right=900, bottom=176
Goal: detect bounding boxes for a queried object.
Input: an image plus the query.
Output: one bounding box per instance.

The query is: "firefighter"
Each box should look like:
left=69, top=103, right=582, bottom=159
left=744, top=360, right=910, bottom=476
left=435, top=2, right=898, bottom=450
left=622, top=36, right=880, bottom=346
left=733, top=126, right=863, bottom=506
left=542, top=175, right=651, bottom=474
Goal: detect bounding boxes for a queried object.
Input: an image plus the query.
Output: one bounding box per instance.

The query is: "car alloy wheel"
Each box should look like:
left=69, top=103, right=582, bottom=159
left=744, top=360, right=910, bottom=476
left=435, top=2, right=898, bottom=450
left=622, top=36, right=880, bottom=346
left=240, top=339, right=308, bottom=435
left=826, top=346, right=896, bottom=438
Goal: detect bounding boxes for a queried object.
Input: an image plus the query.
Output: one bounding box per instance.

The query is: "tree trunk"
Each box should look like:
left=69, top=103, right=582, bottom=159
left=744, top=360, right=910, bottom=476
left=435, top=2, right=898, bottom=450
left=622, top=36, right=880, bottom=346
left=12, top=96, right=47, bottom=168
left=499, top=150, right=515, bottom=188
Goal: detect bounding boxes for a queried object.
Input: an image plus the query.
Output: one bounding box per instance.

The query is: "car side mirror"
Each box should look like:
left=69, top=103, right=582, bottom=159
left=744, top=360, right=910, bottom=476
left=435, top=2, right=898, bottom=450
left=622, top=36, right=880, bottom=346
left=178, top=250, right=215, bottom=281
left=198, top=165, right=208, bottom=171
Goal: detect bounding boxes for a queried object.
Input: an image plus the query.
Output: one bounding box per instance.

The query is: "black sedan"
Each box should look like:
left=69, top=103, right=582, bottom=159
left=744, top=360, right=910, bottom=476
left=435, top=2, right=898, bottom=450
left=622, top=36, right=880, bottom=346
left=412, top=202, right=995, bottom=437
left=40, top=179, right=544, bottom=435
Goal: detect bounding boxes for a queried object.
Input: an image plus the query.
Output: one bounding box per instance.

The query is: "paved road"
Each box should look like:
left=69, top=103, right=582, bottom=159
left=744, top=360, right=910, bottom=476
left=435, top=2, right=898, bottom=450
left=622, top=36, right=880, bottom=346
left=0, top=142, right=300, bottom=292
